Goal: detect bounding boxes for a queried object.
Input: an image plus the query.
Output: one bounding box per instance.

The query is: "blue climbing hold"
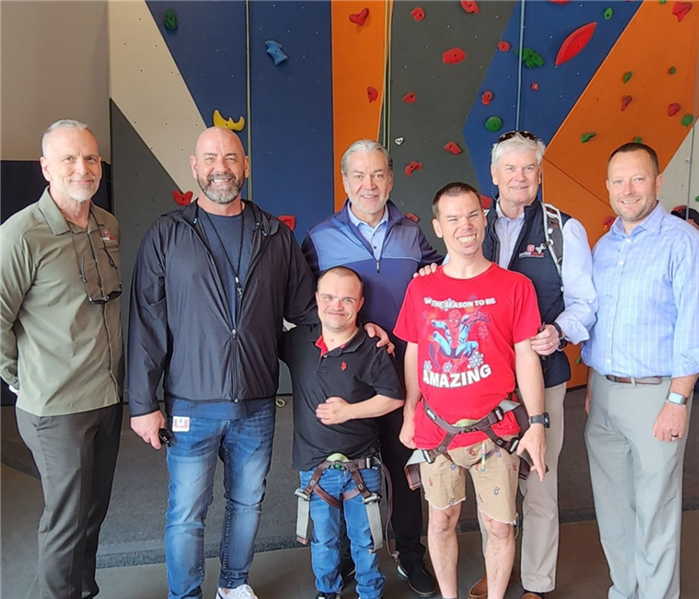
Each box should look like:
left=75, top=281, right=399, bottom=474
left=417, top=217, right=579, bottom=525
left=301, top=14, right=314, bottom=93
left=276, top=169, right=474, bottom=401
left=265, top=40, right=288, bottom=66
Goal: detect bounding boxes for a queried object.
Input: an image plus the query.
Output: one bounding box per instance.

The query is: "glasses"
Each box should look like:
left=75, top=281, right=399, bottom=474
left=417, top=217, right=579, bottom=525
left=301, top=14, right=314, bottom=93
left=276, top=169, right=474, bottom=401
left=497, top=130, right=539, bottom=143
left=70, top=212, right=122, bottom=305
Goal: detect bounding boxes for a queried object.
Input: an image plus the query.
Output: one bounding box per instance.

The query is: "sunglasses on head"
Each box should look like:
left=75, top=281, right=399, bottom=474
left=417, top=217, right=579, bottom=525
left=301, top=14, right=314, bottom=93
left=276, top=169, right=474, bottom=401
left=497, top=130, right=539, bottom=143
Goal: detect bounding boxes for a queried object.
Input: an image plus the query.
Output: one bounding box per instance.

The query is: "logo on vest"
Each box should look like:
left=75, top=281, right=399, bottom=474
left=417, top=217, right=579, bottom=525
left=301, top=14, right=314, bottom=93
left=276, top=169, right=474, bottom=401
left=518, top=242, right=546, bottom=259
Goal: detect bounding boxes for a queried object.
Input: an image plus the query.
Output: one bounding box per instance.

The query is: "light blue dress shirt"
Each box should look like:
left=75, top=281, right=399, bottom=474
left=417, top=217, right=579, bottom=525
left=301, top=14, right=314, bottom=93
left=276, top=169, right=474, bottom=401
left=582, top=202, right=699, bottom=378
left=347, top=205, right=389, bottom=261
left=494, top=203, right=598, bottom=344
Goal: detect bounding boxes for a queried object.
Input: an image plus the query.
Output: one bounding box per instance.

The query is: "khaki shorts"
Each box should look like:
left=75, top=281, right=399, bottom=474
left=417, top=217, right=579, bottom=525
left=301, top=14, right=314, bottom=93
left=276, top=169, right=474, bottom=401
left=419, top=438, right=520, bottom=523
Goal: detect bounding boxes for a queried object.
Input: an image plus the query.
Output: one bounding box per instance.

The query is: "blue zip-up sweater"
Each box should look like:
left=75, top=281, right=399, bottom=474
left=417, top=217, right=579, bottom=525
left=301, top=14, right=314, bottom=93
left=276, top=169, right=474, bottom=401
left=302, top=200, right=442, bottom=366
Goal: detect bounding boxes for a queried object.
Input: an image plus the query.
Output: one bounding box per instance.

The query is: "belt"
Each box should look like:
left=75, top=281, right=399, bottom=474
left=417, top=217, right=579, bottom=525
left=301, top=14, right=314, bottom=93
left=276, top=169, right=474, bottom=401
left=605, top=375, right=663, bottom=385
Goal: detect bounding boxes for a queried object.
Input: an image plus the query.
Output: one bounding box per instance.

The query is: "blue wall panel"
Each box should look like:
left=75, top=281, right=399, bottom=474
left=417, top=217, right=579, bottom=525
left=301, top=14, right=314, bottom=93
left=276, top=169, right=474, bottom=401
left=248, top=1, right=335, bottom=240
left=146, top=1, right=248, bottom=137
left=463, top=0, right=641, bottom=192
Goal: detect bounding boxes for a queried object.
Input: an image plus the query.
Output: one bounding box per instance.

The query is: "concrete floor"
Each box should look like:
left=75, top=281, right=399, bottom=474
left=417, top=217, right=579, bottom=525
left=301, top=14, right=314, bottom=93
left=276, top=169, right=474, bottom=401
left=3, top=463, right=698, bottom=599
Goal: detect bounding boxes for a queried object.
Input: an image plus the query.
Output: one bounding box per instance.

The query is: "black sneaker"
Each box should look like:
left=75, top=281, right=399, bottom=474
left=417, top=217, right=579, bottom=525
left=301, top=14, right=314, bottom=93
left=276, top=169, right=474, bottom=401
left=397, top=559, right=437, bottom=597
left=314, top=593, right=339, bottom=599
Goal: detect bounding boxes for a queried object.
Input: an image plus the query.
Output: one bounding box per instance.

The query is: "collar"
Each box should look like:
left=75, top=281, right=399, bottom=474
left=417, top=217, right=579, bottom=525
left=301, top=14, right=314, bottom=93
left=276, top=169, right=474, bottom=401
left=611, top=201, right=665, bottom=238
left=491, top=196, right=542, bottom=223
left=495, top=201, right=525, bottom=223
left=308, top=323, right=366, bottom=356
left=346, top=203, right=389, bottom=230
left=338, top=199, right=405, bottom=227
left=38, top=187, right=101, bottom=236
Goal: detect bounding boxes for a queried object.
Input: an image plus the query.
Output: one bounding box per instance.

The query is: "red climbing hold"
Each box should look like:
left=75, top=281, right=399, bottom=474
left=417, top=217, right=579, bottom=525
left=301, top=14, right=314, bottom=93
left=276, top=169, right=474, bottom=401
left=403, top=92, right=417, bottom=104
left=173, top=190, right=193, bottom=206
left=498, top=41, right=511, bottom=52
left=443, top=47, right=466, bottom=64
left=531, top=82, right=540, bottom=91
left=410, top=7, right=425, bottom=21
left=555, top=22, right=597, bottom=66
left=444, top=142, right=463, bottom=155
left=672, top=2, right=692, bottom=22
left=603, top=215, right=615, bottom=231
left=481, top=195, right=493, bottom=210
left=279, top=215, right=296, bottom=231
left=481, top=90, right=494, bottom=105
left=405, top=213, right=420, bottom=223
left=367, top=86, right=378, bottom=103
left=460, top=1, right=480, bottom=14
left=405, top=161, right=423, bottom=177
left=668, top=103, right=681, bottom=116
left=621, top=95, right=633, bottom=111
left=549, top=0, right=572, bottom=4
left=349, top=7, right=369, bottom=26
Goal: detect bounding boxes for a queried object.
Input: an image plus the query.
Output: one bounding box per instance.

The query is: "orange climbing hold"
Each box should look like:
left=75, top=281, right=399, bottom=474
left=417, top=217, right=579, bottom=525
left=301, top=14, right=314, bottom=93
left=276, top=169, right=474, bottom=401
left=555, top=22, right=597, bottom=66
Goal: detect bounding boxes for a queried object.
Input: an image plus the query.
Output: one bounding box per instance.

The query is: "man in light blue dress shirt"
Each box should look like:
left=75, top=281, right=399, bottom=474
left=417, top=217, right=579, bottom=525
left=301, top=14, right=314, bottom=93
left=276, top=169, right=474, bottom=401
left=582, top=142, right=699, bottom=599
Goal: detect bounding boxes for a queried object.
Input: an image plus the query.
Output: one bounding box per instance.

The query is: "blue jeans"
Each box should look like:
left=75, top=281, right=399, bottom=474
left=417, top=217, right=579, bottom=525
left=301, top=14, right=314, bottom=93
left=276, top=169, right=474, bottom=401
left=299, top=463, right=384, bottom=599
left=165, top=400, right=275, bottom=599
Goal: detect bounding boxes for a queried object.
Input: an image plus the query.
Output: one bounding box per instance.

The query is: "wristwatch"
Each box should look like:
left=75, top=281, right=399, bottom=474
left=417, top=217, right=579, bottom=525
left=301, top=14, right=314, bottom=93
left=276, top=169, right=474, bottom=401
left=551, top=322, right=568, bottom=350
left=666, top=392, right=688, bottom=406
left=529, top=413, right=550, bottom=428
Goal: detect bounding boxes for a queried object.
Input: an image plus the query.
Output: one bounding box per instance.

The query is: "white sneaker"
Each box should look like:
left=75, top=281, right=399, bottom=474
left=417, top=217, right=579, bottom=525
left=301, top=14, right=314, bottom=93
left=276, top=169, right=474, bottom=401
left=217, top=585, right=259, bottom=599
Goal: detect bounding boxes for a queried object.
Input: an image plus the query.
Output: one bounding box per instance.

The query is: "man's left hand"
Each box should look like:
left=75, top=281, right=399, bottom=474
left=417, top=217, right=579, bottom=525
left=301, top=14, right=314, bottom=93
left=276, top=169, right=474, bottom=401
left=517, top=424, right=547, bottom=481
left=531, top=324, right=560, bottom=357
left=653, top=402, right=688, bottom=442
left=316, top=396, right=352, bottom=425
left=364, top=323, right=395, bottom=355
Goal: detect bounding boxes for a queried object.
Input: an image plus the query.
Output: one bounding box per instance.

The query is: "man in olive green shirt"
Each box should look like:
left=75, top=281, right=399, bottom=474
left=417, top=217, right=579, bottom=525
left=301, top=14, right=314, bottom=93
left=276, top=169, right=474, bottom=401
left=0, top=120, right=123, bottom=599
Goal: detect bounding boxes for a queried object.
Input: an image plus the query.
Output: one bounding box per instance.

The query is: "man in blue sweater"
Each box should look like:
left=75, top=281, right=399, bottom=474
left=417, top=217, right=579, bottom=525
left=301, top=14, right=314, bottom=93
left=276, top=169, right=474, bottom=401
left=303, top=140, right=442, bottom=597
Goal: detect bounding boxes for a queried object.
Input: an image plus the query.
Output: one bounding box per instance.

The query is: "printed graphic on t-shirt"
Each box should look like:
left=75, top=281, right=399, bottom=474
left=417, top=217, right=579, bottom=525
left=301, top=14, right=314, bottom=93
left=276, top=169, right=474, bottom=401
left=422, top=297, right=495, bottom=389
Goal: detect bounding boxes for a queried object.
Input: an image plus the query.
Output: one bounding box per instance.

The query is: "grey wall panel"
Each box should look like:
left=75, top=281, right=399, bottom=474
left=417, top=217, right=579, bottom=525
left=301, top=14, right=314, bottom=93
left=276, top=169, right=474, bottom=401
left=111, top=100, right=180, bottom=400
left=388, top=0, right=517, bottom=249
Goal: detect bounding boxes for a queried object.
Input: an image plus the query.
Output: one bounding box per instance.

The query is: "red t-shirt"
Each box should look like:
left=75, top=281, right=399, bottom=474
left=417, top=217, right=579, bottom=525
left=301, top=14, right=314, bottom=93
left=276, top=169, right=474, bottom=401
left=394, top=264, right=541, bottom=449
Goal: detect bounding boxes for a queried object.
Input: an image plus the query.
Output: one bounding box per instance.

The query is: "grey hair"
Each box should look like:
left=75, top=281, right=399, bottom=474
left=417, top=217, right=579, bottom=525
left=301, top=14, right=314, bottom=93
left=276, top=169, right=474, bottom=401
left=491, top=133, right=546, bottom=168
left=41, top=119, right=92, bottom=156
left=340, top=139, right=393, bottom=177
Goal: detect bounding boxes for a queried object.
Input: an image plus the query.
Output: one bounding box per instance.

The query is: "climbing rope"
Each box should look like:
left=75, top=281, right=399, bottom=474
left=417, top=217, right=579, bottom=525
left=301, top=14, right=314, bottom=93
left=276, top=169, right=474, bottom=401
left=245, top=0, right=253, bottom=201
left=382, top=0, right=394, bottom=147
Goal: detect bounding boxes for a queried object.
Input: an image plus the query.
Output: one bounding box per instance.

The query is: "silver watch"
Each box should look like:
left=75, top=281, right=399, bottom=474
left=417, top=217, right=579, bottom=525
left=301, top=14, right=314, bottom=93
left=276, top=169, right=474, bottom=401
left=666, top=392, right=688, bottom=406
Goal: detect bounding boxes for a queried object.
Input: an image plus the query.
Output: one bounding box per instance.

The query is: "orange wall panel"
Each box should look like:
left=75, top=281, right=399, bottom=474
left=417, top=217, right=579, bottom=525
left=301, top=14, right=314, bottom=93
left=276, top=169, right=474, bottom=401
left=332, top=0, right=390, bottom=209
left=546, top=1, right=699, bottom=207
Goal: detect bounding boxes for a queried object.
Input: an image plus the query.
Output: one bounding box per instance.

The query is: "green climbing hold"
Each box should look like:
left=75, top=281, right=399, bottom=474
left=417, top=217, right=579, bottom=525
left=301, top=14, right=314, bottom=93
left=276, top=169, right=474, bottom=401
left=485, top=116, right=503, bottom=133
left=164, top=8, right=178, bottom=32
left=514, top=47, right=545, bottom=69
left=695, top=195, right=699, bottom=203
left=623, top=71, right=633, bottom=84
left=681, top=114, right=695, bottom=127
left=604, top=7, right=613, bottom=20
left=633, top=137, right=643, bottom=143
left=575, top=357, right=582, bottom=365
left=669, top=66, right=676, bottom=74
left=581, top=132, right=596, bottom=143
left=659, top=0, right=667, bottom=4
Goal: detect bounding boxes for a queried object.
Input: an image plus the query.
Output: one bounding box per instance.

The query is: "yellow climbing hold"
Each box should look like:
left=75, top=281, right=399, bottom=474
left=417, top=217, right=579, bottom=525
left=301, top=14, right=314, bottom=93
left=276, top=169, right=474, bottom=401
left=213, top=109, right=245, bottom=131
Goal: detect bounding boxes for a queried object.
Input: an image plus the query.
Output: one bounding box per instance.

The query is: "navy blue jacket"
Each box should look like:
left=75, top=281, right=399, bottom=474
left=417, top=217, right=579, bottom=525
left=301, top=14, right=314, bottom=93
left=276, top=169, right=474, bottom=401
left=302, top=200, right=442, bottom=366
left=483, top=199, right=571, bottom=388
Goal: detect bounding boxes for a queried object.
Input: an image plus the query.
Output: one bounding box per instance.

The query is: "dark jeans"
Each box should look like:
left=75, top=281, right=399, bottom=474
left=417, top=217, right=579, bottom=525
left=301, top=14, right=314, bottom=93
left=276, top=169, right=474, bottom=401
left=16, top=403, right=122, bottom=599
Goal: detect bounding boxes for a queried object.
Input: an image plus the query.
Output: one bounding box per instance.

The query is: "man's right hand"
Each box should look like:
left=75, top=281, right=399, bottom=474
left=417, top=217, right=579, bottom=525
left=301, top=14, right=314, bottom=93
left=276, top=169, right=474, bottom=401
left=131, top=410, right=166, bottom=450
left=413, top=262, right=439, bottom=278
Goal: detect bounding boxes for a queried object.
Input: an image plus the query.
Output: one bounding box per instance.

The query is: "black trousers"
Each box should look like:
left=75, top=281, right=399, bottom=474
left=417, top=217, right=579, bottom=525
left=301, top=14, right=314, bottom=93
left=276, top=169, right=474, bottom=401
left=16, top=403, right=122, bottom=599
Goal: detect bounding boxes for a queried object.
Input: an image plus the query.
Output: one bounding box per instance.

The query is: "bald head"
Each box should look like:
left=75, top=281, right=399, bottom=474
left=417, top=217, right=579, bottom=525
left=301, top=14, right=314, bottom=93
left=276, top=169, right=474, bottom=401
left=190, top=127, right=249, bottom=206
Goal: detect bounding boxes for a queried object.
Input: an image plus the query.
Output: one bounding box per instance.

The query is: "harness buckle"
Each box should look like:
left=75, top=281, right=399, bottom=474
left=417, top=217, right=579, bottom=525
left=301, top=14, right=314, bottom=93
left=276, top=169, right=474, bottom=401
left=363, top=492, right=381, bottom=505
left=493, top=406, right=504, bottom=422
left=294, top=488, right=311, bottom=501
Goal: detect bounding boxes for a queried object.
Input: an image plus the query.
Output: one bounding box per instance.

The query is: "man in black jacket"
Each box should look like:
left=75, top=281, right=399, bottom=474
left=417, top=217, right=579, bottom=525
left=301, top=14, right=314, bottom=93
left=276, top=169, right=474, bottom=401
left=128, top=127, right=317, bottom=599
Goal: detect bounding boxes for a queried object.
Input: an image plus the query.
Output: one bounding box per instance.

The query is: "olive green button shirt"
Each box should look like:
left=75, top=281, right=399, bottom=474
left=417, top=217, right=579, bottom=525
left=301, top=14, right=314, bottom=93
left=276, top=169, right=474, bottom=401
left=0, top=188, right=123, bottom=416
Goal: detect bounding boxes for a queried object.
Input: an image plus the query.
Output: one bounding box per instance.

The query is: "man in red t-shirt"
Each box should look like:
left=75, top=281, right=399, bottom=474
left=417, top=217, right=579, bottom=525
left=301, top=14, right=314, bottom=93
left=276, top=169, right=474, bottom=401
left=394, top=182, right=547, bottom=599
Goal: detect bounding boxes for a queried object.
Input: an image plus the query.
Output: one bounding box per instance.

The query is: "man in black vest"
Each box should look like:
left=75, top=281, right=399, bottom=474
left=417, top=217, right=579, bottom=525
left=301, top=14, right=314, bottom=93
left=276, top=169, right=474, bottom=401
left=469, top=131, right=597, bottom=599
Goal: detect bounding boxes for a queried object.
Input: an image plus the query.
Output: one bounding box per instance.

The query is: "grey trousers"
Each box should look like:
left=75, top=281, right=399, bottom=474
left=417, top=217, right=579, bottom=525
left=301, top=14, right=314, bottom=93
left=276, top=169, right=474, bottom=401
left=16, top=403, right=122, bottom=599
left=585, top=371, right=690, bottom=599
left=478, top=383, right=566, bottom=593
